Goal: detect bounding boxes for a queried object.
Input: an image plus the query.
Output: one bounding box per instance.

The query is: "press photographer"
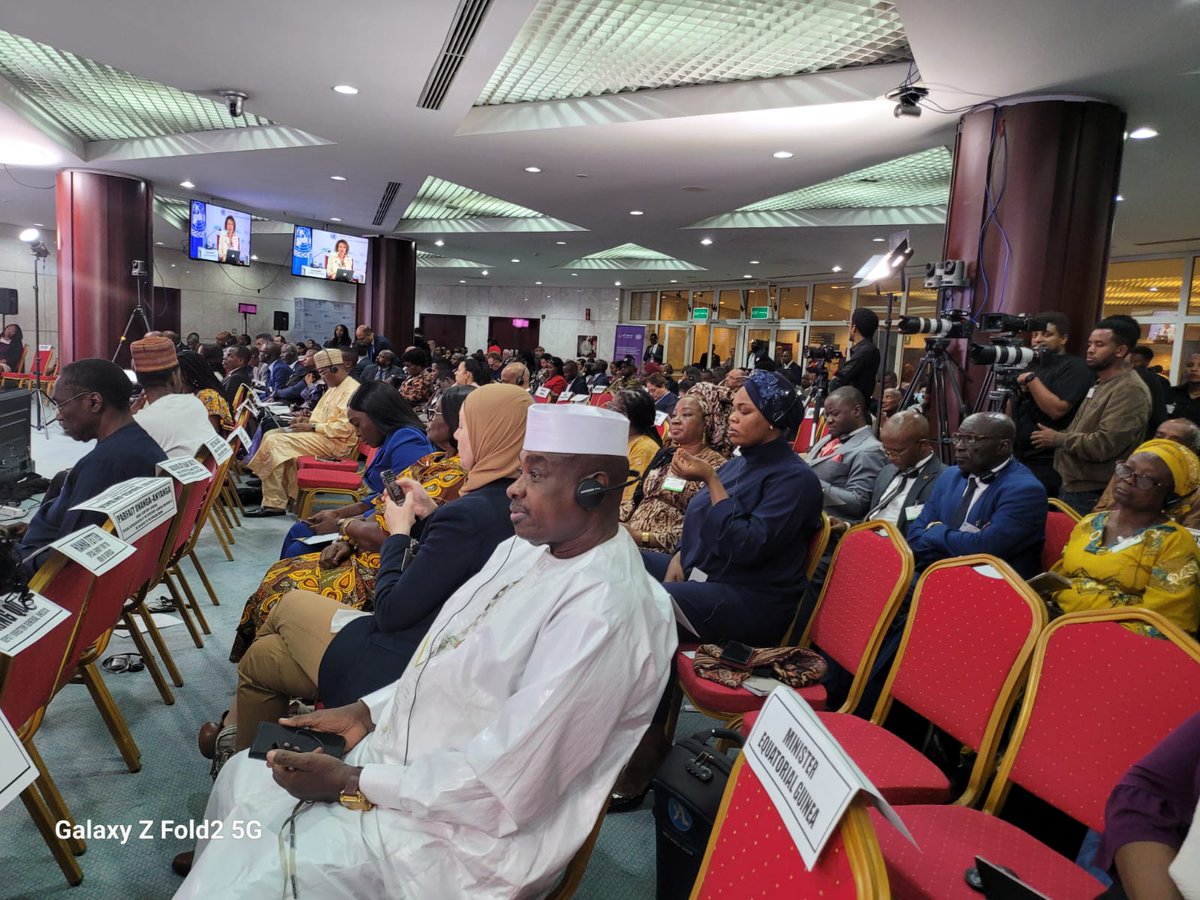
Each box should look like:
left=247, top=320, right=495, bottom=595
left=1006, top=312, right=1093, bottom=495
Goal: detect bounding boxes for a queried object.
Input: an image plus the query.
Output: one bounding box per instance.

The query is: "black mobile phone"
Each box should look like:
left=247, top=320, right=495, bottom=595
left=719, top=640, right=756, bottom=671
left=380, top=468, right=404, bottom=504
left=248, top=722, right=346, bottom=760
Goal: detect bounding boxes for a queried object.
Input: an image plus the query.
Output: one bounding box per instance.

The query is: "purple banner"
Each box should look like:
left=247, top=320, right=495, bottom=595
left=614, top=325, right=646, bottom=366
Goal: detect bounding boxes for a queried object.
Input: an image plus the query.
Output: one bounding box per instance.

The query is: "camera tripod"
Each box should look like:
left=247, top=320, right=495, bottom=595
left=111, top=270, right=153, bottom=364
left=972, top=364, right=1019, bottom=415
left=899, top=337, right=968, bottom=464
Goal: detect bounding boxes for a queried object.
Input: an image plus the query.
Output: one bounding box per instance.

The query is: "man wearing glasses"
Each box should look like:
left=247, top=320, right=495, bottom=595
left=907, top=411, right=1047, bottom=578
left=245, top=349, right=359, bottom=517
left=16, top=359, right=166, bottom=570
left=862, top=410, right=944, bottom=533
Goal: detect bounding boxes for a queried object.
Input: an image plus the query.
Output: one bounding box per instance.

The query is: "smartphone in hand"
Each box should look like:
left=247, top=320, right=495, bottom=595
left=381, top=469, right=404, bottom=504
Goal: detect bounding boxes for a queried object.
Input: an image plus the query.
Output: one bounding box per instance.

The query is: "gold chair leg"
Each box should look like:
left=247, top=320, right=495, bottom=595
left=225, top=478, right=246, bottom=518
left=216, top=492, right=240, bottom=535
left=165, top=570, right=209, bottom=637
left=207, top=517, right=235, bottom=561
left=120, top=611, right=177, bottom=702
left=79, top=663, right=142, bottom=773
left=188, top=550, right=222, bottom=606
left=21, top=786, right=83, bottom=885
left=26, top=740, right=86, bottom=854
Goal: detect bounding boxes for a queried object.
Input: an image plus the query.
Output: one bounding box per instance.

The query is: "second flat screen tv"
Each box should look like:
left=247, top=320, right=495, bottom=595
left=291, top=226, right=368, bottom=284
left=189, top=200, right=252, bottom=266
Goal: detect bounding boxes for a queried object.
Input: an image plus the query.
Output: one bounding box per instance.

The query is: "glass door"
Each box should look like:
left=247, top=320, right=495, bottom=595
left=710, top=325, right=738, bottom=369
left=744, top=326, right=773, bottom=368
left=663, top=325, right=691, bottom=371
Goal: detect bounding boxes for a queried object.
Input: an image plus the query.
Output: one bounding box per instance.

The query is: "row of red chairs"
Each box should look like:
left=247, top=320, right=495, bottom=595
left=0, top=442, right=239, bottom=884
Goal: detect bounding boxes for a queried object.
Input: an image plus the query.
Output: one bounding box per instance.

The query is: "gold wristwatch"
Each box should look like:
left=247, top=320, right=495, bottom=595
left=339, top=767, right=373, bottom=811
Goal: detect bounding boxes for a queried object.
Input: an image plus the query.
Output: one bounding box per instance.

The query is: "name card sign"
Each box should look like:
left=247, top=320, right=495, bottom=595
left=228, top=426, right=253, bottom=448
left=744, top=688, right=913, bottom=870
left=534, top=386, right=551, bottom=399
left=591, top=385, right=607, bottom=394
left=50, top=525, right=136, bottom=576
left=0, top=711, right=35, bottom=813
left=654, top=410, right=670, bottom=428
left=570, top=394, right=589, bottom=404
left=556, top=392, right=574, bottom=404
left=203, top=433, right=233, bottom=466
left=0, top=590, right=69, bottom=657
left=157, top=456, right=214, bottom=485
left=72, top=477, right=177, bottom=543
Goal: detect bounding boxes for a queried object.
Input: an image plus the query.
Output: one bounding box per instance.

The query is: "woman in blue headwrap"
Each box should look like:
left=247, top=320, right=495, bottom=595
left=641, top=369, right=824, bottom=647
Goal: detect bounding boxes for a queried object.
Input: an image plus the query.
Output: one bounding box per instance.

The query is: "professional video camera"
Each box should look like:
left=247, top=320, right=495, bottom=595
left=978, top=312, right=1047, bottom=334
left=803, top=344, right=843, bottom=363
left=967, top=338, right=1045, bottom=369
left=896, top=308, right=973, bottom=340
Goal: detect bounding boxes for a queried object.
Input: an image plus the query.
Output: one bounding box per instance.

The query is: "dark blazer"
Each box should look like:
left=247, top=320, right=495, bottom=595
left=654, top=392, right=678, bottom=416
left=644, top=343, right=664, bottom=364
left=906, top=457, right=1046, bottom=578
left=866, top=456, right=945, bottom=533
left=318, top=478, right=516, bottom=707
left=221, top=366, right=254, bottom=404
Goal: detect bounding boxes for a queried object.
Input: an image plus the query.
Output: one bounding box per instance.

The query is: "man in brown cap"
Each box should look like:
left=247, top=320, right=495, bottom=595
left=245, top=349, right=359, bottom=517
left=131, top=335, right=217, bottom=458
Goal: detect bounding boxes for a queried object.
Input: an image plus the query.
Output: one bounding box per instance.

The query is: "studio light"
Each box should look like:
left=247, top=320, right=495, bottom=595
left=18, top=227, right=39, bottom=242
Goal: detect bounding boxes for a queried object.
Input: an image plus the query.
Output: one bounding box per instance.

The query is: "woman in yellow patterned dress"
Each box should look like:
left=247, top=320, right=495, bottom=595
left=1051, top=439, right=1200, bottom=636
left=229, top=385, right=473, bottom=661
left=178, top=350, right=234, bottom=433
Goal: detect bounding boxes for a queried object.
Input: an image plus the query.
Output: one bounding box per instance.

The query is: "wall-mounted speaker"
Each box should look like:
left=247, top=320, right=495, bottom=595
left=273, top=310, right=289, bottom=331
left=0, top=289, right=17, bottom=316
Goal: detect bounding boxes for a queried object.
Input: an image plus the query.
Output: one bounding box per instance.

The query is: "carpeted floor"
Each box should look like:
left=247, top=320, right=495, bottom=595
left=2, top=426, right=722, bottom=898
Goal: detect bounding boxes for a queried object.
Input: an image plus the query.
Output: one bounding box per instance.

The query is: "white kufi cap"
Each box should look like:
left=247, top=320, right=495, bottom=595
left=523, top=404, right=628, bottom=458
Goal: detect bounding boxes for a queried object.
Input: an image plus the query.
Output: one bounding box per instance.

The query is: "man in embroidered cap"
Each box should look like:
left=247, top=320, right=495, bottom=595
left=245, top=349, right=359, bottom=517
left=174, top=403, right=676, bottom=897
left=130, top=334, right=216, bottom=458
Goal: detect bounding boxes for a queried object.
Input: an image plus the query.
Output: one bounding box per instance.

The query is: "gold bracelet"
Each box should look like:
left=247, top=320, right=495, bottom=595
left=642, top=531, right=651, bottom=546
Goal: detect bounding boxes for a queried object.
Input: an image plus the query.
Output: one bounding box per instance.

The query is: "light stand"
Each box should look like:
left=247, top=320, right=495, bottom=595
left=852, top=232, right=913, bottom=434
left=20, top=233, right=51, bottom=431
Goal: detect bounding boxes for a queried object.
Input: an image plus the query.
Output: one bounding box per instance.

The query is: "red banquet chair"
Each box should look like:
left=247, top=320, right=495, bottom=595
left=1042, top=506, right=1078, bottom=572
left=298, top=440, right=368, bottom=473
left=870, top=608, right=1200, bottom=899
left=741, top=554, right=1046, bottom=808
left=295, top=444, right=379, bottom=518
left=589, top=391, right=614, bottom=408
left=690, top=754, right=890, bottom=899
left=673, top=518, right=902, bottom=730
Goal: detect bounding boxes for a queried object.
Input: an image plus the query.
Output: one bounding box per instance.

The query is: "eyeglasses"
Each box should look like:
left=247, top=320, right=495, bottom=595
left=1113, top=462, right=1169, bottom=491
left=47, top=390, right=91, bottom=414
left=951, top=433, right=1001, bottom=447
left=882, top=442, right=922, bottom=459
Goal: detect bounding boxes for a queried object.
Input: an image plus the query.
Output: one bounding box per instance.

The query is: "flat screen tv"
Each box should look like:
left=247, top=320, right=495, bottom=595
left=189, top=200, right=252, bottom=266
left=291, top=226, right=368, bottom=284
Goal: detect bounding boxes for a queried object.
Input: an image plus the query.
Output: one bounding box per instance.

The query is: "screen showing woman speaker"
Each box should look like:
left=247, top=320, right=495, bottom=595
left=188, top=200, right=253, bottom=266
left=290, top=226, right=368, bottom=284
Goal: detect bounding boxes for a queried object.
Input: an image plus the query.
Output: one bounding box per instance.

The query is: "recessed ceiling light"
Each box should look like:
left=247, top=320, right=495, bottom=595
left=700, top=238, right=713, bottom=246
left=332, top=84, right=359, bottom=95
left=1115, top=194, right=1124, bottom=202
left=180, top=180, right=195, bottom=189
left=1129, top=126, right=1158, bottom=140
left=832, top=265, right=843, bottom=273
left=743, top=274, right=752, bottom=279
left=330, top=217, right=342, bottom=222
left=555, top=240, right=566, bottom=245
left=250, top=254, right=259, bottom=260
left=170, top=263, right=176, bottom=267
left=481, top=270, right=489, bottom=276
left=629, top=210, right=644, bottom=216
left=459, top=279, right=466, bottom=284
left=510, top=258, right=520, bottom=263
left=614, top=281, right=621, bottom=286
left=872, top=237, right=886, bottom=242
left=330, top=175, right=347, bottom=181
left=670, top=279, right=678, bottom=283
left=33, top=223, right=43, bottom=227
left=434, top=239, right=445, bottom=247
left=155, top=241, right=164, bottom=246
left=749, top=260, right=760, bottom=265
left=523, top=166, right=542, bottom=173
left=772, top=151, right=794, bottom=159
left=571, top=273, right=579, bottom=277
left=535, top=281, right=542, bottom=285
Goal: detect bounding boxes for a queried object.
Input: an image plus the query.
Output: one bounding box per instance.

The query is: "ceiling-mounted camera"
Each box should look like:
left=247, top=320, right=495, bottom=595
left=886, top=85, right=928, bottom=118
left=220, top=90, right=248, bottom=119
left=131, top=259, right=148, bottom=278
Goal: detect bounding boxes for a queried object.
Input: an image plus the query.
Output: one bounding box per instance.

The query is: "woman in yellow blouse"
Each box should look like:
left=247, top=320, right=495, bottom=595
left=178, top=350, right=234, bottom=433
left=609, top=388, right=663, bottom=506
left=1052, top=439, right=1200, bottom=635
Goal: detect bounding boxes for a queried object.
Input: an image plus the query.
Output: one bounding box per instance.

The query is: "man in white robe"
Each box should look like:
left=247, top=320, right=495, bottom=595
left=174, top=403, right=677, bottom=898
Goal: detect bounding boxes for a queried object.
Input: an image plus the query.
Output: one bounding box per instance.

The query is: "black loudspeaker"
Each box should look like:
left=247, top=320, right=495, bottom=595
left=273, top=310, right=289, bottom=331
left=0, top=289, right=17, bottom=316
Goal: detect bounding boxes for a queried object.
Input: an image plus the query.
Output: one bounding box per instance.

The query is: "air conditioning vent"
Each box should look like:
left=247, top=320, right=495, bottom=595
left=417, top=0, right=495, bottom=111
left=373, top=181, right=403, bottom=227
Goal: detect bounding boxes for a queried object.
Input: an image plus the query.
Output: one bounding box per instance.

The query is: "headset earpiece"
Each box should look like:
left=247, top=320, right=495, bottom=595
left=575, top=477, right=605, bottom=510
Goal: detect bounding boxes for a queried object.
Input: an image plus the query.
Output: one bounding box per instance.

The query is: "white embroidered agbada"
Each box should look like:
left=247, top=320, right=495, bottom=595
left=175, top=530, right=675, bottom=899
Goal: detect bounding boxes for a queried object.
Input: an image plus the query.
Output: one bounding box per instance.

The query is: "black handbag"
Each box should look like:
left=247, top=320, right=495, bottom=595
left=651, top=728, right=744, bottom=900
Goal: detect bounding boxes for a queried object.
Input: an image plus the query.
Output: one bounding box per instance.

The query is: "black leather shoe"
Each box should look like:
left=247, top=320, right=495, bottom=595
left=236, top=487, right=263, bottom=504
left=172, top=850, right=193, bottom=876
left=244, top=477, right=262, bottom=487
left=244, top=506, right=286, bottom=518
left=607, top=786, right=651, bottom=814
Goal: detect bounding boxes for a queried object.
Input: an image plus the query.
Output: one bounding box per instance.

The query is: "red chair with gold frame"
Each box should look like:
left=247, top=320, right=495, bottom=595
left=690, top=754, right=890, bottom=899
left=871, top=608, right=1200, bottom=898
left=672, top=518, right=903, bottom=732
left=1042, top=506, right=1078, bottom=572
left=744, top=555, right=1046, bottom=807
left=295, top=444, right=379, bottom=518
left=0, top=550, right=98, bottom=885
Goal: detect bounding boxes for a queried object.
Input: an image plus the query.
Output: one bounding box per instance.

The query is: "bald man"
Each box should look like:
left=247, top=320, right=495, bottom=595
left=907, top=412, right=1047, bottom=578
left=862, top=410, right=944, bottom=533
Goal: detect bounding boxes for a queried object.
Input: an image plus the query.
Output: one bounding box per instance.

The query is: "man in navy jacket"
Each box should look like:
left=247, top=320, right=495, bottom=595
left=907, top=411, right=1046, bottom=578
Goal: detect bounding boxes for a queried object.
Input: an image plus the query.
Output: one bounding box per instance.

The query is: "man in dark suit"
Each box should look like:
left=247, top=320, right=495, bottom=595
left=778, top=347, right=805, bottom=385
left=643, top=332, right=664, bottom=365
left=355, top=324, right=394, bottom=360
left=221, top=344, right=254, bottom=402
left=361, top=349, right=405, bottom=383
left=862, top=410, right=944, bottom=533
left=907, top=411, right=1047, bottom=578
left=645, top=374, right=677, bottom=415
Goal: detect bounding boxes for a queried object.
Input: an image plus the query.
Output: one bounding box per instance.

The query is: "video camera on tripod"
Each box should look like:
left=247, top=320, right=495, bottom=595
left=967, top=313, right=1050, bottom=409
left=896, top=308, right=973, bottom=340
left=802, top=343, right=843, bottom=372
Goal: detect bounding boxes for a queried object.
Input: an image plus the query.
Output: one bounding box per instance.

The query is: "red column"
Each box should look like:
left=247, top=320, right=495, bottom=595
left=940, top=99, right=1126, bottom=409
left=56, top=170, right=154, bottom=365
left=356, top=236, right=416, bottom=350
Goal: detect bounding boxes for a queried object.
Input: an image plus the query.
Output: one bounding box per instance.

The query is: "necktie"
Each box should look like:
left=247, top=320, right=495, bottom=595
left=817, top=436, right=842, bottom=459
left=949, top=476, right=979, bottom=528
left=869, top=467, right=918, bottom=519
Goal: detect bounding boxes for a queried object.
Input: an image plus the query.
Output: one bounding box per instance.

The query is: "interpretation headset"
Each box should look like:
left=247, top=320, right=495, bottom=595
left=767, top=380, right=803, bottom=427
left=576, top=468, right=641, bottom=509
